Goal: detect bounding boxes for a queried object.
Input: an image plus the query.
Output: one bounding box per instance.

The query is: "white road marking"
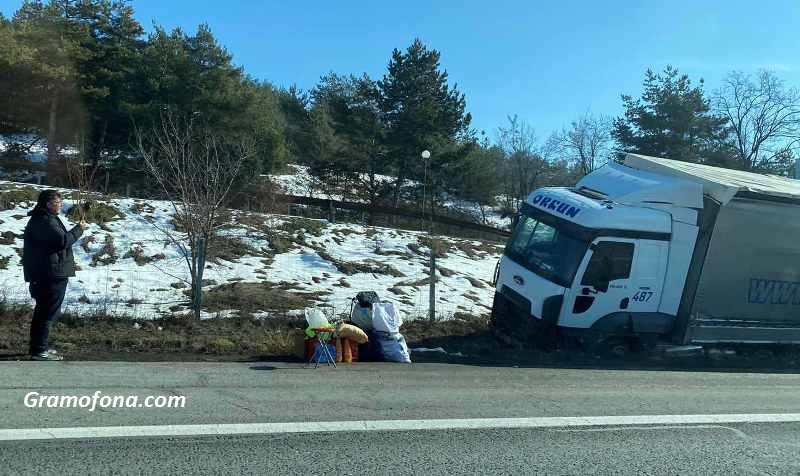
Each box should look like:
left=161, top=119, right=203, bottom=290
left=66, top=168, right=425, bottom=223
left=551, top=424, right=751, bottom=439
left=0, top=413, right=799, bottom=441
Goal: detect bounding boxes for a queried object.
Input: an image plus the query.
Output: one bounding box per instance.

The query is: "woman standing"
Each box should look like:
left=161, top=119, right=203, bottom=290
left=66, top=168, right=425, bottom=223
left=22, top=190, right=87, bottom=361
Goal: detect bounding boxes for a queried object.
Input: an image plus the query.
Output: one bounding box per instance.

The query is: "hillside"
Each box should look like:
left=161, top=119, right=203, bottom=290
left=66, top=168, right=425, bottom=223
left=268, top=164, right=513, bottom=230
left=0, top=181, right=504, bottom=321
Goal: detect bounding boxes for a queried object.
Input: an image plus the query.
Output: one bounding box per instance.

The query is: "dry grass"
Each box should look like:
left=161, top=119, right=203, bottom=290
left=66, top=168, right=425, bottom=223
left=278, top=218, right=326, bottom=237
left=0, top=186, right=39, bottom=210
left=0, top=305, right=306, bottom=359
left=206, top=235, right=262, bottom=263
left=418, top=236, right=451, bottom=258
left=0, top=231, right=18, bottom=245
left=450, top=239, right=505, bottom=258
left=90, top=235, right=117, bottom=266
left=315, top=248, right=405, bottom=277
left=66, top=200, right=124, bottom=224
left=122, top=245, right=166, bottom=266
left=203, top=282, right=316, bottom=314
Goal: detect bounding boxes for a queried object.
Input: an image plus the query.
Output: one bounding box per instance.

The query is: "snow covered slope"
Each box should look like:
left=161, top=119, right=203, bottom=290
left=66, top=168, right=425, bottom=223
left=0, top=181, right=504, bottom=320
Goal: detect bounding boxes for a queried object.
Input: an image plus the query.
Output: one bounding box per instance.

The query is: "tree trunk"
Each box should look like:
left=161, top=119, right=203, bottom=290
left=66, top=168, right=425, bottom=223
left=44, top=93, right=66, bottom=185
left=47, top=93, right=59, bottom=162
left=91, top=119, right=108, bottom=173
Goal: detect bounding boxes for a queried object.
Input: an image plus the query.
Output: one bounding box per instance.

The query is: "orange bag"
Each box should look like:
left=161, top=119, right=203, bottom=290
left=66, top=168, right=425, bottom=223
left=335, top=338, right=343, bottom=363
left=342, top=338, right=352, bottom=363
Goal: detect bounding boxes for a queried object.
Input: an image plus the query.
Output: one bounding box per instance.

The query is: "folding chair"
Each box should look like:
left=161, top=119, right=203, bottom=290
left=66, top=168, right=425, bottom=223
left=308, top=327, right=337, bottom=368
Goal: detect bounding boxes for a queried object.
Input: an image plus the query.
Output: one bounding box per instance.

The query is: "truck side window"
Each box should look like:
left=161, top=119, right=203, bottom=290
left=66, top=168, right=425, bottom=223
left=581, top=242, right=634, bottom=286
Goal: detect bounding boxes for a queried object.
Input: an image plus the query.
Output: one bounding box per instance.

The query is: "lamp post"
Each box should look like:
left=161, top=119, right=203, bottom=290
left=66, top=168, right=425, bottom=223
left=421, top=149, right=430, bottom=224
left=421, top=149, right=435, bottom=321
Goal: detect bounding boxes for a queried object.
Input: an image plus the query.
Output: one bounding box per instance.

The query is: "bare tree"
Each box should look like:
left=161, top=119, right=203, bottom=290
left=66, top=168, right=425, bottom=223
left=135, top=108, right=251, bottom=319
left=556, top=112, right=612, bottom=176
left=714, top=70, right=800, bottom=172
left=65, top=133, right=98, bottom=222
left=498, top=115, right=546, bottom=212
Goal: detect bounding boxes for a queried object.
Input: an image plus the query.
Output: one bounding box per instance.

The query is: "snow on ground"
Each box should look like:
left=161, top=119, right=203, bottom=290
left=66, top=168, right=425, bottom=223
left=0, top=181, right=505, bottom=321
left=0, top=134, right=79, bottom=163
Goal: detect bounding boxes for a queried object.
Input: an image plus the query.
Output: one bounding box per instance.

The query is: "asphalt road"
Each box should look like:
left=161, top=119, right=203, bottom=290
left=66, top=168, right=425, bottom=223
left=1, top=361, right=799, bottom=474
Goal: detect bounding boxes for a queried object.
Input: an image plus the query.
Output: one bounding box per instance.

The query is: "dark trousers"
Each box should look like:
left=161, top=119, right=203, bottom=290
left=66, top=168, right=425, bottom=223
left=28, top=279, right=68, bottom=355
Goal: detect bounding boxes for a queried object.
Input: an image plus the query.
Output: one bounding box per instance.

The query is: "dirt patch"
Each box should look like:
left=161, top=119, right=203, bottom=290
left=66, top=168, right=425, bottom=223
left=0, top=186, right=39, bottom=210
left=407, top=243, right=424, bottom=256
left=375, top=249, right=411, bottom=258
left=90, top=235, right=117, bottom=266
left=0, top=231, right=19, bottom=245
left=0, top=255, right=10, bottom=270
left=464, top=276, right=486, bottom=289
left=437, top=266, right=456, bottom=277
left=418, top=236, right=451, bottom=258
left=66, top=200, right=124, bottom=224
left=203, top=282, right=316, bottom=314
left=207, top=235, right=262, bottom=263
left=278, top=218, right=326, bottom=237
left=81, top=234, right=96, bottom=253
left=396, top=276, right=439, bottom=287
left=450, top=239, right=504, bottom=259
left=315, top=248, right=405, bottom=277
left=122, top=245, right=166, bottom=266
left=234, top=212, right=268, bottom=230
left=130, top=201, right=156, bottom=214
left=266, top=233, right=293, bottom=253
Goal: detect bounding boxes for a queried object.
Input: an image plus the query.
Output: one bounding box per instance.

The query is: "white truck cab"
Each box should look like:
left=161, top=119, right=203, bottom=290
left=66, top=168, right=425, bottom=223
left=492, top=153, right=800, bottom=348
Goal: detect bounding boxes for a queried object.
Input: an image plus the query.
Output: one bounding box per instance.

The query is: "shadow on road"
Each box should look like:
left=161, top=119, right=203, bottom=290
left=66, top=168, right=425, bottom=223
left=407, top=331, right=800, bottom=375
left=249, top=365, right=278, bottom=371
left=0, top=352, right=29, bottom=361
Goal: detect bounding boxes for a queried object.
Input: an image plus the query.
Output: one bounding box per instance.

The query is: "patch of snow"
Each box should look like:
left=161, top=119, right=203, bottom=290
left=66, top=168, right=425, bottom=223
left=0, top=180, right=504, bottom=320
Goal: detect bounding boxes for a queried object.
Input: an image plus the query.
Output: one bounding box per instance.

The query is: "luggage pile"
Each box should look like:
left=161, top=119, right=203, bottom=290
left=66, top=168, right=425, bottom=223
left=302, top=291, right=412, bottom=365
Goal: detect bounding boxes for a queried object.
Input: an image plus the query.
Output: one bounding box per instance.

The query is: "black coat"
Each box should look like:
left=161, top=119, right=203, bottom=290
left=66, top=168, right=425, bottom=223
left=22, top=210, right=84, bottom=282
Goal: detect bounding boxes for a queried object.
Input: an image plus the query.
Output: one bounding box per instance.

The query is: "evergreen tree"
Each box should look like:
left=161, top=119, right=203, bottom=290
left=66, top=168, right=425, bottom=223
left=613, top=66, right=729, bottom=164
left=378, top=39, right=472, bottom=208
left=136, top=24, right=286, bottom=177
left=312, top=73, right=388, bottom=208
left=277, top=85, right=312, bottom=167
left=307, top=101, right=345, bottom=193
left=5, top=0, right=94, bottom=166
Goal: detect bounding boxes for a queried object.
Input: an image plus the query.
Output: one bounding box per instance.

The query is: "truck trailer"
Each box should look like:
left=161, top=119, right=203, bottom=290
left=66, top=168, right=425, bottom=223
left=491, top=153, right=800, bottom=350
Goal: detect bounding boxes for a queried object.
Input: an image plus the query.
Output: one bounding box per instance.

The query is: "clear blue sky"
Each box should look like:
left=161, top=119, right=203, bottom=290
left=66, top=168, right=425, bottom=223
left=4, top=0, right=800, bottom=142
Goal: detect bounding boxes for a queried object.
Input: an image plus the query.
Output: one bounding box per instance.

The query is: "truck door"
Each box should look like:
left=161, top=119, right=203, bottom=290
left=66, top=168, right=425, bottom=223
left=560, top=239, right=636, bottom=329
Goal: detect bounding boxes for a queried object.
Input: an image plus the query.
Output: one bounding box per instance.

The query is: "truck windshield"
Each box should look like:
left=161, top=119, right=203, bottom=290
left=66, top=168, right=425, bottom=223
left=505, top=214, right=588, bottom=287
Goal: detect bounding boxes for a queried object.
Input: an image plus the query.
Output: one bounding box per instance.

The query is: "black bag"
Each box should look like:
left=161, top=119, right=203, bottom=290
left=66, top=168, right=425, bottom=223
left=355, top=291, right=379, bottom=309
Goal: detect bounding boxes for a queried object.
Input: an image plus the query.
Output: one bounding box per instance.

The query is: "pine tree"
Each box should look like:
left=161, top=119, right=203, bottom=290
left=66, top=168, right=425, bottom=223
left=312, top=73, right=387, bottom=208
left=378, top=39, right=472, bottom=208
left=613, top=66, right=729, bottom=164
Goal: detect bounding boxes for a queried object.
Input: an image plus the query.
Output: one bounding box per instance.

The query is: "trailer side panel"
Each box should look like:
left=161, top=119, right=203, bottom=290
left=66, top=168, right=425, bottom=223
left=688, top=196, right=800, bottom=343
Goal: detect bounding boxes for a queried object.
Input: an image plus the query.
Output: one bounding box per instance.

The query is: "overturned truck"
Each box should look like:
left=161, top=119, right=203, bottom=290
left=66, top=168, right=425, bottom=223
left=492, top=153, right=800, bottom=349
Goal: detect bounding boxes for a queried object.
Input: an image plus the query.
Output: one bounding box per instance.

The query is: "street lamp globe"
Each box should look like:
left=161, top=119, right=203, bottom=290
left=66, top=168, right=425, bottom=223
left=421, top=150, right=431, bottom=159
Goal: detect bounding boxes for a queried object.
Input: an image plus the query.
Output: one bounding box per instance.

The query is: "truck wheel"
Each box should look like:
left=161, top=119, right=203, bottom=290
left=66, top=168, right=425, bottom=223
left=631, top=334, right=659, bottom=354
left=592, top=337, right=629, bottom=358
